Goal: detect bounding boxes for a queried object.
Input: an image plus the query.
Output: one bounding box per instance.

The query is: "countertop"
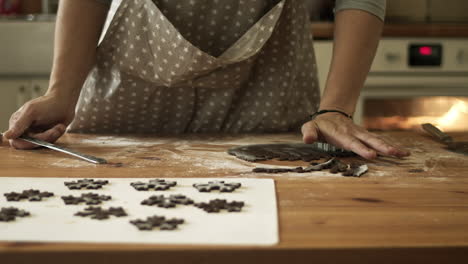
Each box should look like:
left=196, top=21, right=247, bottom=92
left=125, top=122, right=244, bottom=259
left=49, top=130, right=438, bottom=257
left=1, top=131, right=468, bottom=264
left=2, top=18, right=467, bottom=38
left=311, top=22, right=468, bottom=39
left=0, top=14, right=56, bottom=22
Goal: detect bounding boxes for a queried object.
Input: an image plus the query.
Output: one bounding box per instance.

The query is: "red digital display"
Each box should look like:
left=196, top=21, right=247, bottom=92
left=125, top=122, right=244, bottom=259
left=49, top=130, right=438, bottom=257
left=419, top=46, right=432, bottom=56
left=409, top=44, right=441, bottom=66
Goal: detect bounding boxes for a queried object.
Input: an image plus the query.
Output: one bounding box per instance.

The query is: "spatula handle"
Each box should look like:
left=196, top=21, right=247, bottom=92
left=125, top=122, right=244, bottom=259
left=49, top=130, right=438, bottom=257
left=421, top=123, right=453, bottom=144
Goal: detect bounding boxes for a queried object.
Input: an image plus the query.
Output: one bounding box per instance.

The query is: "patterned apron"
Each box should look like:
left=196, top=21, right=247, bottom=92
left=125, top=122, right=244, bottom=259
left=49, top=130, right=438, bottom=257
left=68, top=0, right=320, bottom=134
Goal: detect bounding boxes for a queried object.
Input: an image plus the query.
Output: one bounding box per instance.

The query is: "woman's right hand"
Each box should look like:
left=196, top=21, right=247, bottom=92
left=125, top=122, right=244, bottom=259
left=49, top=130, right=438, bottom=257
left=3, top=91, right=76, bottom=149
left=2, top=0, right=109, bottom=149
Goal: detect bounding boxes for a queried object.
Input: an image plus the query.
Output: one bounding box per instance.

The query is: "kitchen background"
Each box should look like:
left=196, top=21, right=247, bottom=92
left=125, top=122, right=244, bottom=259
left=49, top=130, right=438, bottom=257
left=0, top=0, right=467, bottom=133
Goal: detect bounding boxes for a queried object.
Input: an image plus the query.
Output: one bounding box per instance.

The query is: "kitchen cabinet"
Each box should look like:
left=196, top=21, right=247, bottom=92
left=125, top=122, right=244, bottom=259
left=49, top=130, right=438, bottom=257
left=0, top=21, right=54, bottom=75
left=0, top=20, right=54, bottom=132
left=0, top=79, right=48, bottom=131
left=311, top=23, right=468, bottom=39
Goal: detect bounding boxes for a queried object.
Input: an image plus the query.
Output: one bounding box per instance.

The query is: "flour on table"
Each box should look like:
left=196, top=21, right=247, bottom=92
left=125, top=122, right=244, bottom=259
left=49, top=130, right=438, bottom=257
left=79, top=136, right=159, bottom=147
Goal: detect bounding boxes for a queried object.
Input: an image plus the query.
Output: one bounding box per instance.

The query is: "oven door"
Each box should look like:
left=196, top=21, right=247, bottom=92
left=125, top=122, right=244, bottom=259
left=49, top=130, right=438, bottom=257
left=356, top=73, right=468, bottom=131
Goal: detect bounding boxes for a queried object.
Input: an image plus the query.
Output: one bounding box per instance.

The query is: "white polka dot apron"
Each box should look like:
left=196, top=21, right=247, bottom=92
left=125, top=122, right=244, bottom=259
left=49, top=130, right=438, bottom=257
left=68, top=0, right=320, bottom=134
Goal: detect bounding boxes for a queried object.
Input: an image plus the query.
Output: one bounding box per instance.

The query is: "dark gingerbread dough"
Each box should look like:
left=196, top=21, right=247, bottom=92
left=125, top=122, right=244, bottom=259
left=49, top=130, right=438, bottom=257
left=227, top=143, right=355, bottom=162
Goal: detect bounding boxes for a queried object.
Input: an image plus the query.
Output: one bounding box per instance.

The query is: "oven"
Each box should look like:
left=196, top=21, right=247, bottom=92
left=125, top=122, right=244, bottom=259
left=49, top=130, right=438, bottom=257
left=314, top=38, right=468, bottom=133
left=356, top=38, right=468, bottom=132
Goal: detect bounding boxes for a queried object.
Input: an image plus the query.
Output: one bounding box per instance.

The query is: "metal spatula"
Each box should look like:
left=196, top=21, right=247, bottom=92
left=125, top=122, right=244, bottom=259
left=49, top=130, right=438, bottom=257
left=422, top=123, right=468, bottom=156
left=1, top=133, right=107, bottom=164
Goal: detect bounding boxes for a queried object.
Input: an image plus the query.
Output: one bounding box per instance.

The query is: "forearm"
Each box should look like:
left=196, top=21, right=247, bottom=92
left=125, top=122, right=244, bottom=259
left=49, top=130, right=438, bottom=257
left=47, top=0, right=108, bottom=102
left=319, top=9, right=383, bottom=115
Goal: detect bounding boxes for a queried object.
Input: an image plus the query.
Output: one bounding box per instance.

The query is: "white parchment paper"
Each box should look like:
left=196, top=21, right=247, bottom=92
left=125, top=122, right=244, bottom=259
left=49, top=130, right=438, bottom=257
left=0, top=177, right=278, bottom=246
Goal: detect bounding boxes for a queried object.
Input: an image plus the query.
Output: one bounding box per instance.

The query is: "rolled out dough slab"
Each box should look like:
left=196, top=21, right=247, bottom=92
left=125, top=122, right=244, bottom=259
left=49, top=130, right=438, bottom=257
left=228, top=143, right=354, bottom=162
left=0, top=177, right=278, bottom=246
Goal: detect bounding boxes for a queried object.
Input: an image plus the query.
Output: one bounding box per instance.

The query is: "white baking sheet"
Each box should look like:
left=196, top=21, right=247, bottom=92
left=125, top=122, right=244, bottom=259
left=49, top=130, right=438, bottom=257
left=0, top=177, right=278, bottom=246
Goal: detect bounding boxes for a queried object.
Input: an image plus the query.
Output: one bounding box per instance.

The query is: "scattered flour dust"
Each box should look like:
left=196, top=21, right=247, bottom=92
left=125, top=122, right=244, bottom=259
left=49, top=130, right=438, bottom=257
left=166, top=141, right=346, bottom=178
left=170, top=149, right=255, bottom=171
left=79, top=136, right=159, bottom=147
left=368, top=170, right=392, bottom=177
left=49, top=158, right=97, bottom=168
left=47, top=134, right=362, bottom=178
left=47, top=136, right=262, bottom=171
left=77, top=134, right=297, bottom=148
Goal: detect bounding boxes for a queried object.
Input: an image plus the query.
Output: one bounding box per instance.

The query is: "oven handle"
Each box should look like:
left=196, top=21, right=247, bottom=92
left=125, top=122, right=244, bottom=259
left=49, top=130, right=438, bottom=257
left=364, top=75, right=468, bottom=88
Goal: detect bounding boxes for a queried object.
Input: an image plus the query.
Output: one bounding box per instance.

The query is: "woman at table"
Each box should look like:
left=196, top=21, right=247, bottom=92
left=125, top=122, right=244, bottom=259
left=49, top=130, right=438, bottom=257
left=3, top=0, right=409, bottom=159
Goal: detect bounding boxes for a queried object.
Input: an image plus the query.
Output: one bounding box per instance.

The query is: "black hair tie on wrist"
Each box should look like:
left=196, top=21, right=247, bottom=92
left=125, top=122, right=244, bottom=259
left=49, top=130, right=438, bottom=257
left=310, top=109, right=352, bottom=120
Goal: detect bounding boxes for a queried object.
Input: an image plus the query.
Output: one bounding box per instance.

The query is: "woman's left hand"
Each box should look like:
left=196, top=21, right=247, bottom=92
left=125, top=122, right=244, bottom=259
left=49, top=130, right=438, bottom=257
left=301, top=112, right=410, bottom=159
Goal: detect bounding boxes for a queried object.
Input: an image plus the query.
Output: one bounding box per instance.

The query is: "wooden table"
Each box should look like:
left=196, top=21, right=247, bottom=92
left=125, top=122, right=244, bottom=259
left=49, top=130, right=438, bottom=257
left=1, top=131, right=468, bottom=264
